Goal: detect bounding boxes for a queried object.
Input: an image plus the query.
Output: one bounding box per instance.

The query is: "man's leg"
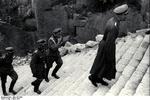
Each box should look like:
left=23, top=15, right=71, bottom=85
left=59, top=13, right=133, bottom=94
left=32, top=78, right=43, bottom=94
left=1, top=75, right=8, bottom=96
left=52, top=57, right=63, bottom=79
left=45, top=57, right=54, bottom=82
left=8, top=70, right=18, bottom=95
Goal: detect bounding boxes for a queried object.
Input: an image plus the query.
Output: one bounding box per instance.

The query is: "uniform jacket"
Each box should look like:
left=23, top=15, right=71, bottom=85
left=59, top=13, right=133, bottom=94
left=30, top=50, right=46, bottom=79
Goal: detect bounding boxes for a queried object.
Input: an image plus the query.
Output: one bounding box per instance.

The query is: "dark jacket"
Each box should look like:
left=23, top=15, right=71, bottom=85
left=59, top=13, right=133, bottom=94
left=0, top=53, right=14, bottom=74
left=30, top=50, right=46, bottom=79
left=90, top=17, right=119, bottom=80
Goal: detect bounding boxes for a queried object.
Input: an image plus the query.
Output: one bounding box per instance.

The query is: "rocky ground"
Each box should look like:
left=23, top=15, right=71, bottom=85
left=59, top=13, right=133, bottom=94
left=0, top=29, right=149, bottom=96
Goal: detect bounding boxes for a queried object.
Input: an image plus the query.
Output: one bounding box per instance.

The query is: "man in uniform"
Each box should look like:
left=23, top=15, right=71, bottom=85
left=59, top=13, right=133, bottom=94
left=89, top=4, right=128, bottom=87
left=45, top=28, right=65, bottom=82
left=0, top=47, right=18, bottom=95
left=30, top=39, right=46, bottom=94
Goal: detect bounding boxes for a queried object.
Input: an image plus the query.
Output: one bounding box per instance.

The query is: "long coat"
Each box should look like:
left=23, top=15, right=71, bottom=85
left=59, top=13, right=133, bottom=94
left=30, top=50, right=46, bottom=79
left=90, top=17, right=119, bottom=80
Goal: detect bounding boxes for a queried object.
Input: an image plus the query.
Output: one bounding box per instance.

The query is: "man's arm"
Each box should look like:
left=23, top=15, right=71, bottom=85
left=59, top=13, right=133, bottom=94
left=60, top=35, right=70, bottom=46
left=48, top=39, right=62, bottom=51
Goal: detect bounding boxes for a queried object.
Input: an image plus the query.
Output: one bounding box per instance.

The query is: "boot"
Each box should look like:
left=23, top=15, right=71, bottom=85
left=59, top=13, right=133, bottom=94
left=3, top=92, right=8, bottom=96
left=52, top=73, right=60, bottom=79
left=51, top=64, right=61, bottom=79
left=33, top=79, right=42, bottom=94
left=9, top=90, right=17, bottom=95
left=45, top=77, right=49, bottom=82
left=34, top=86, right=41, bottom=94
left=88, top=76, right=97, bottom=87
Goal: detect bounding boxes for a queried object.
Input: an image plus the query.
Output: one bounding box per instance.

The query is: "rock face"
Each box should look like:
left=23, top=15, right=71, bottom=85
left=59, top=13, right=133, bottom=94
left=32, top=0, right=68, bottom=39
left=0, top=23, right=35, bottom=56
left=32, top=0, right=149, bottom=43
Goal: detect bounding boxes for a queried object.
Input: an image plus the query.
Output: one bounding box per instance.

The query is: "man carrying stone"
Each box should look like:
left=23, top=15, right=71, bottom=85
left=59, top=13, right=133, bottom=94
left=45, top=28, right=66, bottom=82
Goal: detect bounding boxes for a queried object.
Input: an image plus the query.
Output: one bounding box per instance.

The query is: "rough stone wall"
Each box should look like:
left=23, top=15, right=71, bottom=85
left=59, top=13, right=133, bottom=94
left=32, top=0, right=68, bottom=39
left=0, top=23, right=35, bottom=56
left=32, top=0, right=150, bottom=42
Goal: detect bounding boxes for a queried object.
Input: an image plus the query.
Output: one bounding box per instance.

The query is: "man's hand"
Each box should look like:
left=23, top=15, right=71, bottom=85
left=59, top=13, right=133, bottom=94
left=59, top=35, right=71, bottom=46
left=62, top=36, right=70, bottom=43
left=58, top=36, right=63, bottom=44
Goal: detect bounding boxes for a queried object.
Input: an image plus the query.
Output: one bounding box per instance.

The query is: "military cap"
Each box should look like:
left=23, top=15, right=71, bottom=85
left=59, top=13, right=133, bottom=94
left=5, top=47, right=14, bottom=51
left=36, top=39, right=46, bottom=44
left=53, top=28, right=62, bottom=34
left=113, top=4, right=128, bottom=14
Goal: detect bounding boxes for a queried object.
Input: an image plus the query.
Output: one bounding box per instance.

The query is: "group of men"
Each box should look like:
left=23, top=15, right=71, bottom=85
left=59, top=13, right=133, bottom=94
left=30, top=28, right=66, bottom=94
left=0, top=28, right=66, bottom=95
left=0, top=4, right=129, bottom=96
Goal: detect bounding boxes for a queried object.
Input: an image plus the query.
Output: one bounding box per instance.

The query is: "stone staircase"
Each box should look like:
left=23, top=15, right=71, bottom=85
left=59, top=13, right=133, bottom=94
left=0, top=33, right=149, bottom=96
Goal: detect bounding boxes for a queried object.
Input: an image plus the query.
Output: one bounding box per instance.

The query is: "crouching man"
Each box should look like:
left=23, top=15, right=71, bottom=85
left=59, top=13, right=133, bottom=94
left=0, top=47, right=18, bottom=96
left=30, top=39, right=46, bottom=94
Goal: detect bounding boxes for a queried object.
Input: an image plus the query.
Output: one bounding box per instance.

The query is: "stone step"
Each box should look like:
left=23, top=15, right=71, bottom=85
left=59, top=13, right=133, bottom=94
left=72, top=76, right=98, bottom=96
left=134, top=67, right=150, bottom=96
left=116, top=35, right=144, bottom=72
left=116, top=37, right=127, bottom=52
left=116, top=36, right=134, bottom=63
left=61, top=51, right=91, bottom=73
left=14, top=65, right=33, bottom=88
left=105, top=35, right=149, bottom=96
left=49, top=70, right=85, bottom=96
left=62, top=54, right=97, bottom=96
left=63, top=72, right=89, bottom=96
left=119, top=47, right=149, bottom=96
left=46, top=50, right=96, bottom=95
left=40, top=49, right=96, bottom=95
left=53, top=53, right=96, bottom=96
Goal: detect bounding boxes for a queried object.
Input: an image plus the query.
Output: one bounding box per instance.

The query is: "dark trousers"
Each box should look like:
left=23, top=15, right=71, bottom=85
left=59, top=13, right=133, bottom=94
left=32, top=78, right=43, bottom=91
left=0, top=69, right=18, bottom=94
left=45, top=56, right=63, bottom=78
